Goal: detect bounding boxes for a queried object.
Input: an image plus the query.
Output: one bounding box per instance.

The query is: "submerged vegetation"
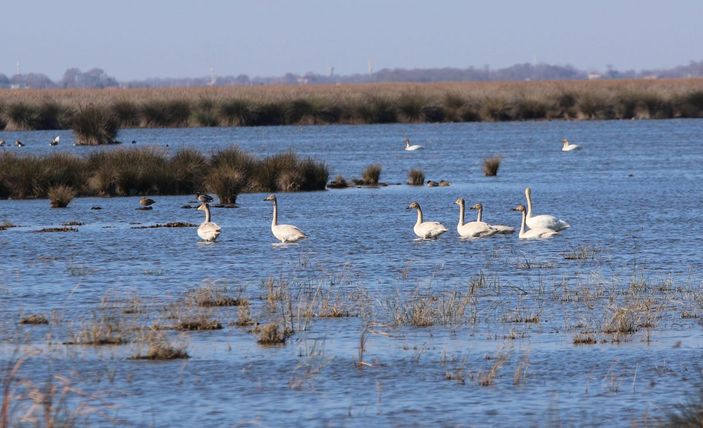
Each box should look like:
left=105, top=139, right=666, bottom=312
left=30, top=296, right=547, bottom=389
left=2, top=79, right=703, bottom=132
left=0, top=146, right=328, bottom=200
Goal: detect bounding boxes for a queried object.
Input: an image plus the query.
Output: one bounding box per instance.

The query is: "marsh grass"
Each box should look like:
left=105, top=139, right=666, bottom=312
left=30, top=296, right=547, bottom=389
left=72, top=105, right=119, bottom=145
left=362, top=164, right=382, bottom=186
left=256, top=322, right=292, bottom=345
left=478, top=353, right=509, bottom=387
left=65, top=314, right=129, bottom=345
left=19, top=314, right=49, bottom=325
left=48, top=185, right=77, bottom=208
left=573, top=333, right=597, bottom=345
left=563, top=245, right=599, bottom=260
left=482, top=156, right=502, bottom=177
left=1, top=146, right=326, bottom=200
left=131, top=330, right=189, bottom=360
left=327, top=175, right=349, bottom=189
left=407, top=169, right=425, bottom=186
left=186, top=283, right=244, bottom=307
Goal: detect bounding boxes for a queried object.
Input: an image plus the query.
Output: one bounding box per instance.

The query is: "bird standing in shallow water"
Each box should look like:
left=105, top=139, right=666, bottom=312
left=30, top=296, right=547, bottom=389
left=264, top=194, right=307, bottom=244
left=197, top=203, right=221, bottom=242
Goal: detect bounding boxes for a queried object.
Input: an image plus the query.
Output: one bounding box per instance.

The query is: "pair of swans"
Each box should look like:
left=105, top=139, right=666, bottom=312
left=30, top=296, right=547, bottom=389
left=517, top=187, right=570, bottom=239
left=454, top=198, right=514, bottom=238
left=196, top=194, right=306, bottom=244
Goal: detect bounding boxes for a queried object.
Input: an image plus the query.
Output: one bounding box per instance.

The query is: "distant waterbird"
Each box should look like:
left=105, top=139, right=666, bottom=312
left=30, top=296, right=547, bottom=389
left=561, top=138, right=581, bottom=152
left=0, top=139, right=5, bottom=147
left=138, top=196, right=156, bottom=210
left=15, top=140, right=24, bottom=147
left=404, top=136, right=424, bottom=151
left=454, top=198, right=498, bottom=239
left=470, top=202, right=514, bottom=234
left=50, top=136, right=60, bottom=146
left=196, top=192, right=214, bottom=204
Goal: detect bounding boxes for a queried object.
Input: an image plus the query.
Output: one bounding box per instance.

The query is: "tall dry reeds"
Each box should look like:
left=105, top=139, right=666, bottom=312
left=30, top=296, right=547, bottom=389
left=72, top=105, right=119, bottom=145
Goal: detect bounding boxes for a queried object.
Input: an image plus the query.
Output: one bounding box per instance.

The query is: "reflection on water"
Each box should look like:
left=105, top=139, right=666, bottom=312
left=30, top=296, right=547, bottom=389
left=1, top=119, right=702, bottom=426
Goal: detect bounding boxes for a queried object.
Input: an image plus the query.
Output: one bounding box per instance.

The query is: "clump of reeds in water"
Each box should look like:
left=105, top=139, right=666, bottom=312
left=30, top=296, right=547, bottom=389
left=205, top=165, right=246, bottom=205
left=483, top=156, right=502, bottom=177
left=131, top=330, right=189, bottom=360
left=407, top=168, right=425, bottom=185
left=72, top=105, right=119, bottom=145
left=186, top=283, right=244, bottom=307
left=19, top=314, right=49, bottom=325
left=256, top=322, right=292, bottom=345
left=362, top=163, right=382, bottom=185
left=47, top=185, right=77, bottom=208
left=327, top=175, right=348, bottom=189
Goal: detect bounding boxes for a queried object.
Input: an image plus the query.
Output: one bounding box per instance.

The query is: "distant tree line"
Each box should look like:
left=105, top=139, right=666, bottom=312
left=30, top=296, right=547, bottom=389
left=3, top=60, right=703, bottom=89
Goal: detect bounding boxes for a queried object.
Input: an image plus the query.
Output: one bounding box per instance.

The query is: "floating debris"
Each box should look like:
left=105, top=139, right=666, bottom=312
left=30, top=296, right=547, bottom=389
left=131, top=222, right=197, bottom=229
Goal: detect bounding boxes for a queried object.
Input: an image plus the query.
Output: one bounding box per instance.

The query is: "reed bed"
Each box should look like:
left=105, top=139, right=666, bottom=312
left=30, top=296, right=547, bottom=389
left=2, top=79, right=703, bottom=131
left=0, top=146, right=327, bottom=200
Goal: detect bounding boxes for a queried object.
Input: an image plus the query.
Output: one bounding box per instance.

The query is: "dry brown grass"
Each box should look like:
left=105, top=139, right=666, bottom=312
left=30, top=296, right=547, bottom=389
left=131, top=330, right=189, bottom=360
left=482, top=156, right=502, bottom=176
left=19, top=314, right=49, bottom=325
left=256, top=322, right=292, bottom=345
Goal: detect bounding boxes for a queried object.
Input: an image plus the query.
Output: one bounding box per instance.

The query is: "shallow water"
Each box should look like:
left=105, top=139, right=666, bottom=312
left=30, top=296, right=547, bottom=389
left=1, top=119, right=702, bottom=426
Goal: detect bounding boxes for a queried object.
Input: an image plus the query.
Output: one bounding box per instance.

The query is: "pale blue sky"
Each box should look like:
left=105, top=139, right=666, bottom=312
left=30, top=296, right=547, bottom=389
left=1, top=0, right=701, bottom=80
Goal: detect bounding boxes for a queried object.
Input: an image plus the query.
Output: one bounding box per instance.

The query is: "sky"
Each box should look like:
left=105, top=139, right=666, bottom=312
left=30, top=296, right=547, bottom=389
left=1, top=0, right=702, bottom=81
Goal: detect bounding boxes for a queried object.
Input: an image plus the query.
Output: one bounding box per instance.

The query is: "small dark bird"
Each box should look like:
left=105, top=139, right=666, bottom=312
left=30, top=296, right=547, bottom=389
left=15, top=140, right=24, bottom=147
left=50, top=136, right=60, bottom=146
left=196, top=192, right=214, bottom=203
left=140, top=196, right=156, bottom=207
left=131, top=140, right=137, bottom=144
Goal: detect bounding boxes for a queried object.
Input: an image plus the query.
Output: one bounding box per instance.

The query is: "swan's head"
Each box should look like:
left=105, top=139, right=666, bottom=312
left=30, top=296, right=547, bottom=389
left=470, top=203, right=482, bottom=211
left=512, top=204, right=526, bottom=213
left=524, top=187, right=532, bottom=197
left=407, top=201, right=420, bottom=210
left=197, top=203, right=208, bottom=211
left=453, top=197, right=464, bottom=206
left=264, top=194, right=277, bottom=202
left=562, top=138, right=569, bottom=145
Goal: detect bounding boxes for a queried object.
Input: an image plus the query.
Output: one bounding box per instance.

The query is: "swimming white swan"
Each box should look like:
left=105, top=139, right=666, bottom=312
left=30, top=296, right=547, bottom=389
left=197, top=203, right=221, bottom=242
left=264, top=194, right=307, bottom=243
left=524, top=187, right=570, bottom=231
left=470, top=202, right=515, bottom=234
left=513, top=204, right=559, bottom=239
left=50, top=136, right=60, bottom=146
left=404, top=137, right=424, bottom=151
left=408, top=201, right=447, bottom=239
left=453, top=198, right=498, bottom=238
left=561, top=138, right=581, bottom=152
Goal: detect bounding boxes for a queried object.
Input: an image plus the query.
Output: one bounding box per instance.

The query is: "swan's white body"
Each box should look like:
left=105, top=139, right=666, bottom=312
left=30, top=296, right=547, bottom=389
left=197, top=203, right=221, bottom=242
left=408, top=201, right=447, bottom=239
left=454, top=198, right=497, bottom=238
left=404, top=137, right=424, bottom=151
left=561, top=138, right=581, bottom=152
left=513, top=204, right=559, bottom=239
left=524, top=187, right=570, bottom=231
left=265, top=194, right=306, bottom=243
left=471, top=203, right=515, bottom=234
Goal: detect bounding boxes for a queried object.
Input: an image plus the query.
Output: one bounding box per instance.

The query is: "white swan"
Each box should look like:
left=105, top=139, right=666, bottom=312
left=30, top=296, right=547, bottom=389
left=561, top=138, right=581, bottom=152
left=408, top=201, right=447, bottom=239
left=470, top=202, right=515, bottom=234
left=50, top=136, right=60, bottom=146
left=197, top=203, right=221, bottom=242
left=404, top=137, right=423, bottom=151
left=524, top=187, right=570, bottom=231
left=264, top=194, right=307, bottom=243
left=513, top=204, right=559, bottom=239
left=453, top=198, right=498, bottom=238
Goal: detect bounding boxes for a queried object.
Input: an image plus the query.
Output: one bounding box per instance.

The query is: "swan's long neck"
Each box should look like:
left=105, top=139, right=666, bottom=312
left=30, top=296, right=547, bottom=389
left=525, top=190, right=534, bottom=219
left=203, top=205, right=212, bottom=223
left=415, top=207, right=424, bottom=226
left=476, top=206, right=483, bottom=223
left=519, top=210, right=527, bottom=236
left=271, top=200, right=278, bottom=226
left=457, top=201, right=465, bottom=227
